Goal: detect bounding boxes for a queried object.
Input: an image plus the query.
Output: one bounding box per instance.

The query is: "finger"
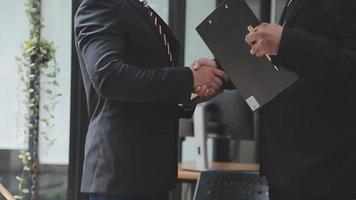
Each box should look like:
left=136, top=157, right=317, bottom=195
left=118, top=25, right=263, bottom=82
left=196, top=85, right=201, bottom=91
left=205, top=88, right=212, bottom=97
left=212, top=77, right=223, bottom=88
left=256, top=51, right=265, bottom=57
left=192, top=61, right=200, bottom=70
left=208, top=81, right=220, bottom=91
left=245, top=34, right=255, bottom=47
left=199, top=58, right=218, bottom=68
left=207, top=88, right=217, bottom=97
left=212, top=69, right=229, bottom=82
left=197, top=85, right=208, bottom=96
left=208, top=88, right=216, bottom=96
left=253, top=23, right=262, bottom=31
left=194, top=85, right=202, bottom=95
left=250, top=48, right=256, bottom=55
left=199, top=84, right=212, bottom=97
left=245, top=32, right=260, bottom=46
left=198, top=85, right=208, bottom=97
left=196, top=90, right=205, bottom=97
left=202, top=85, right=208, bottom=92
left=195, top=58, right=218, bottom=68
left=251, top=41, right=263, bottom=56
left=254, top=23, right=269, bottom=32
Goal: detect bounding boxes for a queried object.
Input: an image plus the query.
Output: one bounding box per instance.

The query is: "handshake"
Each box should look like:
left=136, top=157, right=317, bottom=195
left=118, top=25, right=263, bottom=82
left=190, top=58, right=229, bottom=100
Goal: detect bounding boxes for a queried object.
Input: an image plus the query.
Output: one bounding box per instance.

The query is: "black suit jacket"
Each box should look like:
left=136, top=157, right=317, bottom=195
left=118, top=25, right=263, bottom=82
left=261, top=0, right=356, bottom=196
left=74, top=0, right=194, bottom=195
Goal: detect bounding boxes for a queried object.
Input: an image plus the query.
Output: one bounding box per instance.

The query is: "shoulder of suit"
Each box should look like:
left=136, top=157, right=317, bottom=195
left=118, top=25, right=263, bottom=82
left=78, top=0, right=130, bottom=9
left=75, top=0, right=132, bottom=25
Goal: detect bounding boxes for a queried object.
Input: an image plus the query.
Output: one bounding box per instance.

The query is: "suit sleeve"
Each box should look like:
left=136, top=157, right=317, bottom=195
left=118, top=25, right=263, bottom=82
left=274, top=2, right=356, bottom=87
left=179, top=106, right=196, bottom=119
left=74, top=0, right=193, bottom=104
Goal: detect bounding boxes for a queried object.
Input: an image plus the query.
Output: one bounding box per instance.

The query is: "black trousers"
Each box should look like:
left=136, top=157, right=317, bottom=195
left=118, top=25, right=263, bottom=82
left=269, top=186, right=356, bottom=200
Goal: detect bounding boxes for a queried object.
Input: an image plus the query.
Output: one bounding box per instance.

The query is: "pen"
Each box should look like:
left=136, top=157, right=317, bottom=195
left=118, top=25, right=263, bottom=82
left=247, top=25, right=280, bottom=71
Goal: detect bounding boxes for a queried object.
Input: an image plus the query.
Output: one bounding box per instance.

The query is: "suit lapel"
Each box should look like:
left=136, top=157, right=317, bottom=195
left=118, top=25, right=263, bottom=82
left=278, top=1, right=289, bottom=25
left=149, top=9, right=180, bottom=49
left=126, top=0, right=159, bottom=36
left=126, top=0, right=180, bottom=63
left=283, top=0, right=308, bottom=27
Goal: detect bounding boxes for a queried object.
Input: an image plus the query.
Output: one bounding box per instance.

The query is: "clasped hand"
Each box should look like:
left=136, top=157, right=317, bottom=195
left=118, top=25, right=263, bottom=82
left=190, top=23, right=282, bottom=101
left=191, top=58, right=228, bottom=99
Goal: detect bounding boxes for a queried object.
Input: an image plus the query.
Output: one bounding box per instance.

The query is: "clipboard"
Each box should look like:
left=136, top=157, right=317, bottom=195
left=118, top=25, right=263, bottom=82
left=196, top=0, right=298, bottom=111
left=0, top=183, right=15, bottom=200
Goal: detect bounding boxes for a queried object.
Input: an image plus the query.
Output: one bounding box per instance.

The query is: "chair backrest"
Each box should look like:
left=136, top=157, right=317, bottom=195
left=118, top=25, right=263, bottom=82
left=0, top=183, right=15, bottom=200
left=193, top=170, right=269, bottom=200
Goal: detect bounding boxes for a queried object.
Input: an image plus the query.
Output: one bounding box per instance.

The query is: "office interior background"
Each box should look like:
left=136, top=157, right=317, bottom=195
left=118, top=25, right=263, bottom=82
left=0, top=0, right=288, bottom=199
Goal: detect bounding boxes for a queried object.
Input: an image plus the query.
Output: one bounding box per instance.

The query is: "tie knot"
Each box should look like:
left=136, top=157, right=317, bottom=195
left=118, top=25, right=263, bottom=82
left=139, top=0, right=149, bottom=7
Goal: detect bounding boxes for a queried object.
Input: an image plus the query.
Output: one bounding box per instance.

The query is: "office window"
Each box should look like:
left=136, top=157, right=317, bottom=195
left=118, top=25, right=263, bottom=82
left=0, top=1, right=28, bottom=150
left=0, top=0, right=71, bottom=199
left=0, top=0, right=29, bottom=193
left=275, top=0, right=289, bottom=22
left=150, top=0, right=169, bottom=23
left=184, top=0, right=216, bottom=67
left=247, top=0, right=262, bottom=19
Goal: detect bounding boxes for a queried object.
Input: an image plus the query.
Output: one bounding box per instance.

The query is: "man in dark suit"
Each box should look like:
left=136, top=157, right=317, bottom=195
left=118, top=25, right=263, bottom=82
left=243, top=0, right=356, bottom=199
left=74, top=0, right=228, bottom=200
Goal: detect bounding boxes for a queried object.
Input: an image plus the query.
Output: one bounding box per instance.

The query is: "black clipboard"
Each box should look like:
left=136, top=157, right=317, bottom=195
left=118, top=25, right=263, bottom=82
left=196, top=0, right=298, bottom=111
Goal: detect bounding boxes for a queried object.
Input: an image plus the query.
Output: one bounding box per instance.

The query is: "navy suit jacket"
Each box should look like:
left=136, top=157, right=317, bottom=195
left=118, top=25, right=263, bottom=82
left=75, top=0, right=194, bottom=195
left=261, top=0, right=356, bottom=196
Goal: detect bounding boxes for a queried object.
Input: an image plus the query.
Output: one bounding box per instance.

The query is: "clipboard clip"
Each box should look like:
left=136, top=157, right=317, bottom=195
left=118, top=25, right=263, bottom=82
left=209, top=3, right=229, bottom=25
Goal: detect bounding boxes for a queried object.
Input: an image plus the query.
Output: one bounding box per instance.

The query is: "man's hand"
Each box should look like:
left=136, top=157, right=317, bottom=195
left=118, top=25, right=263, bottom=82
left=191, top=64, right=228, bottom=98
left=192, top=58, right=218, bottom=70
left=192, top=58, right=228, bottom=97
left=245, top=23, right=283, bottom=57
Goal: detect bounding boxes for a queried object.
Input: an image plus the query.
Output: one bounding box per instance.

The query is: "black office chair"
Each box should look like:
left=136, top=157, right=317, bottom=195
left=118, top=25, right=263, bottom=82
left=193, top=170, right=269, bottom=200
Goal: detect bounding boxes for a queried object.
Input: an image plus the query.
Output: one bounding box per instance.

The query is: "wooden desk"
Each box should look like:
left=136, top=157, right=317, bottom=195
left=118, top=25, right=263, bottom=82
left=0, top=183, right=15, bottom=200
left=178, top=161, right=260, bottom=182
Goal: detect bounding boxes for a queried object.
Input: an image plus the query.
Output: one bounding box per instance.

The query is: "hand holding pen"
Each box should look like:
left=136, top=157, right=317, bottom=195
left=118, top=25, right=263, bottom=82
left=245, top=23, right=283, bottom=71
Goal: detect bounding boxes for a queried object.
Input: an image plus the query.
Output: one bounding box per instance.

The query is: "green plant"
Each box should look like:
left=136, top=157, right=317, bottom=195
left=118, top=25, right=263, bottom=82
left=15, top=0, right=61, bottom=199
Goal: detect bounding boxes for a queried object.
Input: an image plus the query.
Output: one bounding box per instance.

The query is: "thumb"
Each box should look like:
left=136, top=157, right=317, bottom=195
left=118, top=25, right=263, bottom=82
left=192, top=61, right=200, bottom=70
left=193, top=58, right=217, bottom=70
left=197, top=58, right=217, bottom=68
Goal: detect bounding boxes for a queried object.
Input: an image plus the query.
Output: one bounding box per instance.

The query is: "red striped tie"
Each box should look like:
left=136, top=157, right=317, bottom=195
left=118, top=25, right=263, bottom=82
left=144, top=5, right=174, bottom=67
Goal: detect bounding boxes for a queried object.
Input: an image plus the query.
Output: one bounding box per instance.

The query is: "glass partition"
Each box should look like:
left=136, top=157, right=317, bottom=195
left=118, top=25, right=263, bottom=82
left=275, top=0, right=289, bottom=22
left=0, top=1, right=71, bottom=199
left=150, top=0, right=169, bottom=23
